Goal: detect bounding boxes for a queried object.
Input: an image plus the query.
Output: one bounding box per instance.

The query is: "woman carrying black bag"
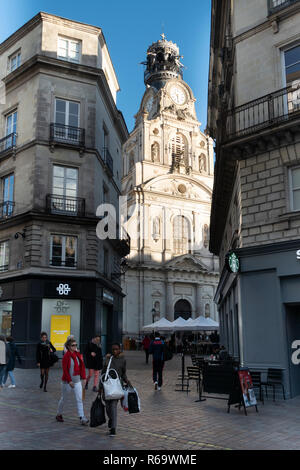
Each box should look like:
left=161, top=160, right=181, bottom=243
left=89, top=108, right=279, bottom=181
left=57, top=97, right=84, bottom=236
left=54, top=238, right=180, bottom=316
left=36, top=332, right=56, bottom=392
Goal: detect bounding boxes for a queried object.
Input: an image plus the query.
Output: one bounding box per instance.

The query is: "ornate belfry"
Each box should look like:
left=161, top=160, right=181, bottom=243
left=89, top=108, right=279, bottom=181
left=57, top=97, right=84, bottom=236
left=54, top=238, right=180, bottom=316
left=122, top=34, right=218, bottom=337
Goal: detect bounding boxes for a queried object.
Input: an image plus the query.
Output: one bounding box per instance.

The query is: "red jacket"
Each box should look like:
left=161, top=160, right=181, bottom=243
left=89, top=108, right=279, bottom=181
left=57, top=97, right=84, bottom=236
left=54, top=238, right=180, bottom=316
left=62, top=350, right=86, bottom=383
left=142, top=336, right=151, bottom=350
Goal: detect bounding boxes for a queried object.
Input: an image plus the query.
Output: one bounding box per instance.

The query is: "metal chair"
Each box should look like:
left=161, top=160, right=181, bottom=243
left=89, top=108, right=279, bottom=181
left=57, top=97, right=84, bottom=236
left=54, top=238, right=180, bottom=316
left=261, top=368, right=285, bottom=401
left=250, top=370, right=264, bottom=404
left=186, top=366, right=201, bottom=395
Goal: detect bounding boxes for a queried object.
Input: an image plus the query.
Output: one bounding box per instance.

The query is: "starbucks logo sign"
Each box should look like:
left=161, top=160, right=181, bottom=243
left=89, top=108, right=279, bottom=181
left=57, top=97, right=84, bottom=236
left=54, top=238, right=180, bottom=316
left=226, top=251, right=240, bottom=273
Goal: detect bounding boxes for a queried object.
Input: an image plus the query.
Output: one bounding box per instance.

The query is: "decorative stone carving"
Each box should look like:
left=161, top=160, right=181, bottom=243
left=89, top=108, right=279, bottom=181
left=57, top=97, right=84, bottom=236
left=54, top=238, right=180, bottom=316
left=152, top=216, right=161, bottom=241
left=199, top=154, right=207, bottom=173
left=151, top=142, right=160, bottom=162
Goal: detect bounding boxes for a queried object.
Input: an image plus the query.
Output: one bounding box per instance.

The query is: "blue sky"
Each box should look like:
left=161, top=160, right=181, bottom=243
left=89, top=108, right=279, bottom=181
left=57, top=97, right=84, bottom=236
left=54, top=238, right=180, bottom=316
left=0, top=0, right=212, bottom=133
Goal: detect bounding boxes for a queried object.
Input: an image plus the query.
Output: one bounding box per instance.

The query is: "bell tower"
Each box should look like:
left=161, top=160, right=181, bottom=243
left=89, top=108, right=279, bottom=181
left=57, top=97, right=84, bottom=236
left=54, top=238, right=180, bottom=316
left=121, top=37, right=219, bottom=339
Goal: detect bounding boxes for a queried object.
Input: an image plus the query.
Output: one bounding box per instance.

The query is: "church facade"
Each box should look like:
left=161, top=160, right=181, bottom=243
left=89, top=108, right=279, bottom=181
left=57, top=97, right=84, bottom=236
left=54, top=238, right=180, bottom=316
left=122, top=36, right=219, bottom=338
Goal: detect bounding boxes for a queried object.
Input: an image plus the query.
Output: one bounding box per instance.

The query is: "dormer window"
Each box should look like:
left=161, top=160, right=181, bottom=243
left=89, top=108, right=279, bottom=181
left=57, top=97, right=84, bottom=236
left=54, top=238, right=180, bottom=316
left=9, top=51, right=21, bottom=72
left=58, top=37, right=80, bottom=63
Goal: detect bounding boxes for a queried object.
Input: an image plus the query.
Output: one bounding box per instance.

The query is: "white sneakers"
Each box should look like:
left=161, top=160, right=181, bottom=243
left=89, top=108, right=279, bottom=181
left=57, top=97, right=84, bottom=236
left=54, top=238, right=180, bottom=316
left=8, top=385, right=16, bottom=388
left=80, top=416, right=89, bottom=426
left=158, top=387, right=161, bottom=391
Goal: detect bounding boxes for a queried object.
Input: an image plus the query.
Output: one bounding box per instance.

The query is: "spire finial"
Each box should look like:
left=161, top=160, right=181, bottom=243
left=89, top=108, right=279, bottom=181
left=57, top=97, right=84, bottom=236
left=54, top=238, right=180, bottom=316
left=160, top=32, right=166, bottom=41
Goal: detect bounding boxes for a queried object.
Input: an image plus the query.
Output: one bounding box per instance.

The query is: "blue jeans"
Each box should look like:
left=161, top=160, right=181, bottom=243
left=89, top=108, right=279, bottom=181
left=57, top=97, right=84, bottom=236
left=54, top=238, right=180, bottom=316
left=0, top=365, right=7, bottom=385
left=3, top=369, right=15, bottom=386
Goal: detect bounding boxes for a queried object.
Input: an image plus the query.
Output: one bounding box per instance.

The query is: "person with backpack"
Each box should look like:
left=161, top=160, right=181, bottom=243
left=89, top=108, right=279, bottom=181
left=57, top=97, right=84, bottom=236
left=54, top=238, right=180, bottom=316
left=2, top=337, right=21, bottom=388
left=149, top=333, right=165, bottom=391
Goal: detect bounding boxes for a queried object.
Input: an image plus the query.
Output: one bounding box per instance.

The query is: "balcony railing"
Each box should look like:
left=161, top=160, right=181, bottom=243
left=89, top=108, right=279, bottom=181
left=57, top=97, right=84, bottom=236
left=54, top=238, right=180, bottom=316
left=0, top=201, right=15, bottom=219
left=226, top=83, right=300, bottom=140
left=50, top=123, right=85, bottom=147
left=0, top=133, right=17, bottom=155
left=108, top=227, right=131, bottom=257
left=0, top=264, right=8, bottom=272
left=50, top=259, right=77, bottom=268
left=103, top=147, right=114, bottom=175
left=46, top=194, right=85, bottom=217
left=268, top=0, right=300, bottom=14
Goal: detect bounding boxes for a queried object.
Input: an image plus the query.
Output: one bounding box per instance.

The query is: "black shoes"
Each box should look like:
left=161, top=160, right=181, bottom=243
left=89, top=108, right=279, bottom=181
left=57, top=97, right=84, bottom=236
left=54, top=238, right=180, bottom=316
left=109, top=428, right=116, bottom=436
left=92, top=386, right=98, bottom=392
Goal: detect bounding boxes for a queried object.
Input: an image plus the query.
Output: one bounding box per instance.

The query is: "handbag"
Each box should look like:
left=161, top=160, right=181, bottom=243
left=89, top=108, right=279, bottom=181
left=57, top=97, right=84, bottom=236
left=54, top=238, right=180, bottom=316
left=90, top=394, right=106, bottom=427
left=128, top=387, right=140, bottom=414
left=49, top=351, right=59, bottom=367
left=100, top=356, right=124, bottom=401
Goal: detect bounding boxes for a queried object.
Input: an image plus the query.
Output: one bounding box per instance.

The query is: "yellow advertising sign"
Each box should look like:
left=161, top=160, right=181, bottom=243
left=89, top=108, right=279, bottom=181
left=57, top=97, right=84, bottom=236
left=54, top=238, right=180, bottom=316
left=50, top=315, right=71, bottom=351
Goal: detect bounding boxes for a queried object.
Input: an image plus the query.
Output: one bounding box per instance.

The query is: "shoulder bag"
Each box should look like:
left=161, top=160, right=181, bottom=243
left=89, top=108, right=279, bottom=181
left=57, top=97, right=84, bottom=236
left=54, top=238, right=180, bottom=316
left=100, top=356, right=124, bottom=401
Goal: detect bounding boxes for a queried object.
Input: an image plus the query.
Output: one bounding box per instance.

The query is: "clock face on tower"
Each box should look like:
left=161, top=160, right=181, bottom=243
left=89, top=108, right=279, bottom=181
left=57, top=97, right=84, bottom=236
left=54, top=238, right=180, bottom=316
left=170, top=85, right=186, bottom=105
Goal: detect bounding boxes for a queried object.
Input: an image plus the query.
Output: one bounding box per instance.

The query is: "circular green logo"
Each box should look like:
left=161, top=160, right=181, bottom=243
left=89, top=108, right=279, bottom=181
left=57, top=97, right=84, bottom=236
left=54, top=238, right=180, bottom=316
left=228, top=252, right=239, bottom=273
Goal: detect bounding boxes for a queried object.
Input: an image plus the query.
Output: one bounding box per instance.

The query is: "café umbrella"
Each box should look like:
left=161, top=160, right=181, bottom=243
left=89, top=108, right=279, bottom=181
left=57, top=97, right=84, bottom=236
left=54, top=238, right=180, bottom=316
left=142, top=317, right=173, bottom=331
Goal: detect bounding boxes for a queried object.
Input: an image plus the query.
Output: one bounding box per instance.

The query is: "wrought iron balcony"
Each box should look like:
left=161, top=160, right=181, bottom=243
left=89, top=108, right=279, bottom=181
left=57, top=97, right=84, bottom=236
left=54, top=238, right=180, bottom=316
left=225, top=84, right=300, bottom=140
left=0, top=133, right=17, bottom=155
left=108, top=228, right=131, bottom=257
left=103, top=147, right=114, bottom=175
left=0, top=264, right=8, bottom=272
left=50, top=123, right=85, bottom=147
left=268, top=0, right=300, bottom=14
left=0, top=201, right=15, bottom=219
left=46, top=194, right=85, bottom=217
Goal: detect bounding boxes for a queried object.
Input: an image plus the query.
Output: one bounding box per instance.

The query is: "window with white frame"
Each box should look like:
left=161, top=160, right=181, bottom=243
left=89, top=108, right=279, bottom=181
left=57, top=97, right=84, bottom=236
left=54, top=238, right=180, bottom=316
left=5, top=111, right=17, bottom=149
left=50, top=235, right=77, bottom=268
left=58, top=37, right=80, bottom=63
left=0, top=241, right=9, bottom=271
left=284, top=45, right=300, bottom=85
left=9, top=51, right=21, bottom=72
left=290, top=166, right=300, bottom=211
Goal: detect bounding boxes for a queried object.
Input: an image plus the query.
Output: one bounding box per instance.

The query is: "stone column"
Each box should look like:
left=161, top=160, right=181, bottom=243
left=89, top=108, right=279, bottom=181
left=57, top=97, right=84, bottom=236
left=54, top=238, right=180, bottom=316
left=196, top=284, right=202, bottom=317
left=165, top=281, right=173, bottom=320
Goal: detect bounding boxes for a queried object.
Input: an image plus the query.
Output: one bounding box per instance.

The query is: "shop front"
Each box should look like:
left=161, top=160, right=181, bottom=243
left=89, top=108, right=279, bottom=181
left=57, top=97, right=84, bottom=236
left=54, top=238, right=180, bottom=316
left=215, top=239, right=300, bottom=399
left=0, top=275, right=124, bottom=367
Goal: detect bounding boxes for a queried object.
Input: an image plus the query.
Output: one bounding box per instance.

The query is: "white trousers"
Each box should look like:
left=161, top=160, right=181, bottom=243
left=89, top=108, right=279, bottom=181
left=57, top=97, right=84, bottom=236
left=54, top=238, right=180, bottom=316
left=57, top=382, right=84, bottom=418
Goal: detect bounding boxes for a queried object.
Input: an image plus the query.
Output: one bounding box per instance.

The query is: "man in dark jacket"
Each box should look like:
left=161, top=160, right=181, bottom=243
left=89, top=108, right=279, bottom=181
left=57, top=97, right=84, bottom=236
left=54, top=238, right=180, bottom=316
left=84, top=335, right=103, bottom=392
left=149, top=333, right=165, bottom=391
left=3, top=337, right=21, bottom=388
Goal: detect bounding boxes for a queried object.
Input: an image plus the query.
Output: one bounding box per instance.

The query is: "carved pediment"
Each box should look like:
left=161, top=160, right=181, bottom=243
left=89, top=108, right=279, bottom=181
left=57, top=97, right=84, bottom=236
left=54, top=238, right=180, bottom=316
left=146, top=177, right=211, bottom=201
left=165, top=254, right=209, bottom=272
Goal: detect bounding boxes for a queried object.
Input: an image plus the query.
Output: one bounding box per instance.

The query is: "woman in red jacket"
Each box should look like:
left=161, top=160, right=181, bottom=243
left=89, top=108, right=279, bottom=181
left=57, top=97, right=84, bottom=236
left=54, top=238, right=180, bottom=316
left=56, top=338, right=88, bottom=425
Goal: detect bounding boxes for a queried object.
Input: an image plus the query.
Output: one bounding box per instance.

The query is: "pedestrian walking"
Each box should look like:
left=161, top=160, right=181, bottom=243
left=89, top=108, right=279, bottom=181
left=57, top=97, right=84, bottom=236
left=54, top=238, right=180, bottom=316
left=99, top=343, right=131, bottom=436
left=0, top=335, right=10, bottom=388
left=63, top=335, right=76, bottom=354
left=149, top=333, right=165, bottom=391
left=84, top=334, right=103, bottom=392
left=36, top=332, right=56, bottom=392
left=3, top=337, right=21, bottom=388
left=141, top=335, right=151, bottom=364
left=56, top=338, right=89, bottom=425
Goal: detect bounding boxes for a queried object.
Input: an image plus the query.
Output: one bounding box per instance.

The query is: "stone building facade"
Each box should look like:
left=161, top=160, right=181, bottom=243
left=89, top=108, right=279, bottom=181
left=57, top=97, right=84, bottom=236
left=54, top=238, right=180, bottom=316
left=208, top=0, right=300, bottom=397
left=0, top=12, right=129, bottom=366
left=122, top=36, right=219, bottom=338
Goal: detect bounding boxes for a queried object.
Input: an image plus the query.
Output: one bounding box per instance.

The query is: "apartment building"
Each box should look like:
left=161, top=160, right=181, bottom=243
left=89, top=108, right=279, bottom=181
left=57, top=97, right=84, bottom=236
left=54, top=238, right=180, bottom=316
left=0, top=12, right=129, bottom=366
left=208, top=0, right=300, bottom=397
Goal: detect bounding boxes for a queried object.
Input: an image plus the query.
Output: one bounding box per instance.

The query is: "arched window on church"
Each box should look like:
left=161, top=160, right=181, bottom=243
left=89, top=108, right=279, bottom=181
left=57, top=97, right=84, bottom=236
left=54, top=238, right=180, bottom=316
left=170, top=133, right=187, bottom=171
left=173, top=215, right=190, bottom=255
left=205, top=303, right=210, bottom=318
left=151, top=142, right=160, bottom=162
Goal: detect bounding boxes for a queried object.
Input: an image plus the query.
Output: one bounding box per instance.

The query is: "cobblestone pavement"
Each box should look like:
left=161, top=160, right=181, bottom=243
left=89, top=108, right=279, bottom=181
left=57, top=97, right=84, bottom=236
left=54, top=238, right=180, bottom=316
left=0, top=351, right=300, bottom=450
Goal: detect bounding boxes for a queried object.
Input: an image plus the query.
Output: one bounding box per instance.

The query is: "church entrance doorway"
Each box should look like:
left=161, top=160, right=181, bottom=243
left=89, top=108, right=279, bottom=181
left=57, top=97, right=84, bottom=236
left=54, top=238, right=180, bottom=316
left=174, top=299, right=192, bottom=320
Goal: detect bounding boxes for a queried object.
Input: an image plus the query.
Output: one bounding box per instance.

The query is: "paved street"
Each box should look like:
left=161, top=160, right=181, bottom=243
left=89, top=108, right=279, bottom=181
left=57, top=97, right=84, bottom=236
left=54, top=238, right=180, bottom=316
left=0, top=351, right=299, bottom=451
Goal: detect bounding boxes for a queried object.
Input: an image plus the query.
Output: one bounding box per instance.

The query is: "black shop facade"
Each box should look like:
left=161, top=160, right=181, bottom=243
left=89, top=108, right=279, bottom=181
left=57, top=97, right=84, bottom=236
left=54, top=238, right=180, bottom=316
left=0, top=274, right=124, bottom=367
